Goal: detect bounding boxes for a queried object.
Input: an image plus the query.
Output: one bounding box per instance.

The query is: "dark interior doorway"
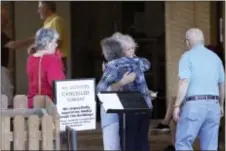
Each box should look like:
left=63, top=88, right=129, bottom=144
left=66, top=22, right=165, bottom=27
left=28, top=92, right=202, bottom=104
left=216, top=1, right=225, bottom=64
left=70, top=1, right=166, bottom=121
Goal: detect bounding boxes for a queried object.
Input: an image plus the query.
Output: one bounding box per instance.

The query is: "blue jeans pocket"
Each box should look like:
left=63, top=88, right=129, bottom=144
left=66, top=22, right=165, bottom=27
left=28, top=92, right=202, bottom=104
left=185, top=111, right=199, bottom=121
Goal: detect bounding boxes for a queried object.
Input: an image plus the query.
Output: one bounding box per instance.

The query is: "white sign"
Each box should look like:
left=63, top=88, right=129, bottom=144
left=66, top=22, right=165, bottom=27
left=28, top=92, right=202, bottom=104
left=55, top=79, right=96, bottom=131
left=97, top=93, right=124, bottom=112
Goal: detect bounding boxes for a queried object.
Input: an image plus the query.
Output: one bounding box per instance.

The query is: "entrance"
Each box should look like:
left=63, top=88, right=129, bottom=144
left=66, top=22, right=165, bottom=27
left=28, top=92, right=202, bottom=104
left=70, top=1, right=166, bottom=120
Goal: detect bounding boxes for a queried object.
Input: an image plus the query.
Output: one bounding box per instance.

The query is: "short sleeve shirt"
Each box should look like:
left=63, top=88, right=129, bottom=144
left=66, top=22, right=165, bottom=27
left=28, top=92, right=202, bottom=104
left=43, top=14, right=69, bottom=57
left=178, top=44, right=225, bottom=96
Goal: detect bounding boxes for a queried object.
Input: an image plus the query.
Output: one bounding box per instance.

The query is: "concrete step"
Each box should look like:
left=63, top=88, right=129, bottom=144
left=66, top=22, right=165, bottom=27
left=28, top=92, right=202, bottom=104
left=62, top=132, right=225, bottom=150
left=77, top=132, right=170, bottom=141
left=75, top=132, right=172, bottom=150
left=64, top=135, right=172, bottom=150
left=77, top=119, right=169, bottom=136
left=63, top=120, right=172, bottom=150
left=62, top=120, right=225, bottom=150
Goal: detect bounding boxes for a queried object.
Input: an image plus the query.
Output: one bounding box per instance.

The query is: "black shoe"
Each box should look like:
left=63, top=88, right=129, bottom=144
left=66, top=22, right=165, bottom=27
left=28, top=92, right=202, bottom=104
left=164, top=145, right=175, bottom=151
left=153, top=123, right=170, bottom=132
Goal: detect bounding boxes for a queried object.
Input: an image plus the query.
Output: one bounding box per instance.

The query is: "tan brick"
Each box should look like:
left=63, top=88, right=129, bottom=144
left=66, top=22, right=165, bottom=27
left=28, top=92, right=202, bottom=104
left=165, top=2, right=211, bottom=103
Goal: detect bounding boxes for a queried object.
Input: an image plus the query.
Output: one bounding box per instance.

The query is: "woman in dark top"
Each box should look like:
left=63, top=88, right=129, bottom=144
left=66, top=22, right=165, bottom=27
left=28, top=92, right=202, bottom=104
left=1, top=6, right=14, bottom=104
left=2, top=31, right=11, bottom=68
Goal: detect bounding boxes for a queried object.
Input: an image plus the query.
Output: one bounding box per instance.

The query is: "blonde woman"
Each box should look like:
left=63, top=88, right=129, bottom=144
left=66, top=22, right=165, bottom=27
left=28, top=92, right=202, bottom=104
left=112, top=32, right=156, bottom=151
left=98, top=34, right=152, bottom=151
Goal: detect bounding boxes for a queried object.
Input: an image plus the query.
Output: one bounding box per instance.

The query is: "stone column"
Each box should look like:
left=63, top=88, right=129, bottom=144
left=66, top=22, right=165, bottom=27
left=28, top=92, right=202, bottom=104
left=165, top=1, right=195, bottom=102
left=165, top=1, right=211, bottom=102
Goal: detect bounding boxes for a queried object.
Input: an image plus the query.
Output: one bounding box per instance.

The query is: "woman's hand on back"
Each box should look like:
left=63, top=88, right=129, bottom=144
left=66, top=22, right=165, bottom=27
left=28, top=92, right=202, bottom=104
left=120, top=72, right=136, bottom=86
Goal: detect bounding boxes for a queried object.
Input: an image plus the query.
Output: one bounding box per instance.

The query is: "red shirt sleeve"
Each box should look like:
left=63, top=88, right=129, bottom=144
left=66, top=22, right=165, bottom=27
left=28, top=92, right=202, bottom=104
left=47, top=56, right=65, bottom=87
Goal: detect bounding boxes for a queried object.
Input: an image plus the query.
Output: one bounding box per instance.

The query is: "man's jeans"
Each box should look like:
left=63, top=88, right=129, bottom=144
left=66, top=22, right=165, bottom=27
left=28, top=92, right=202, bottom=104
left=102, top=122, right=121, bottom=150
left=175, top=100, right=221, bottom=150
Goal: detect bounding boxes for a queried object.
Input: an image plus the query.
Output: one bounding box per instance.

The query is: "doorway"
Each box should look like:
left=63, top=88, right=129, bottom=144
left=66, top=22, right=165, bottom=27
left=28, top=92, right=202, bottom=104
left=70, top=1, right=166, bottom=120
left=210, top=1, right=225, bottom=64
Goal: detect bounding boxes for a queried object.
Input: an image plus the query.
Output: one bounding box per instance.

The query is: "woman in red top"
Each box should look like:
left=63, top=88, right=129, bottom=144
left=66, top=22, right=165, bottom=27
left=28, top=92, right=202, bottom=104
left=27, top=28, right=65, bottom=108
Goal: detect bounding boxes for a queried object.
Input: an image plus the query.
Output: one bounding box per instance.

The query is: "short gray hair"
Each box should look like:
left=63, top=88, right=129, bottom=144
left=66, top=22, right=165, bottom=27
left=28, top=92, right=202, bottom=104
left=111, top=32, right=138, bottom=50
left=100, top=38, right=124, bottom=62
left=35, top=28, right=59, bottom=51
left=185, top=28, right=204, bottom=46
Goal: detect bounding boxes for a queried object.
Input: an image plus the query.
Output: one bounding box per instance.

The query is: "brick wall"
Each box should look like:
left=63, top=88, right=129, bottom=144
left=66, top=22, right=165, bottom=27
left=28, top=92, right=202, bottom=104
left=223, top=2, right=225, bottom=50
left=165, top=1, right=211, bottom=102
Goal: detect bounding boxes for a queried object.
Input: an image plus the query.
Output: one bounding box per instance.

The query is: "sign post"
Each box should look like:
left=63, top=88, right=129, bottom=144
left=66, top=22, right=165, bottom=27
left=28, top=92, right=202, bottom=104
left=54, top=79, right=96, bottom=132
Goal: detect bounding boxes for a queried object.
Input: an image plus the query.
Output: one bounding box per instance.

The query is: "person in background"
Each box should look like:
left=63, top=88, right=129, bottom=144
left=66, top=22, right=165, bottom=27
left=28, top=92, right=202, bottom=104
left=113, top=33, right=152, bottom=151
left=99, top=38, right=137, bottom=150
left=152, top=44, right=224, bottom=151
left=152, top=96, right=176, bottom=151
left=111, top=32, right=158, bottom=98
left=99, top=33, right=158, bottom=150
left=100, top=35, right=157, bottom=150
left=98, top=35, right=152, bottom=151
left=6, top=1, right=69, bottom=73
left=27, top=28, right=65, bottom=108
left=173, top=28, right=224, bottom=150
left=1, top=5, right=14, bottom=105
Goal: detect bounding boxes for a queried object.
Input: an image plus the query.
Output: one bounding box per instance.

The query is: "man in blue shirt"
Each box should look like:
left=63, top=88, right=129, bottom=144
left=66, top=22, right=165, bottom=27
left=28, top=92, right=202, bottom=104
left=173, top=28, right=225, bottom=150
left=97, top=37, right=152, bottom=151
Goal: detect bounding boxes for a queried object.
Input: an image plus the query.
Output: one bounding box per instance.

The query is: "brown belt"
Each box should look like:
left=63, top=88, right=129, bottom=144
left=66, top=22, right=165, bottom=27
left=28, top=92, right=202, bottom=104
left=186, top=95, right=219, bottom=101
